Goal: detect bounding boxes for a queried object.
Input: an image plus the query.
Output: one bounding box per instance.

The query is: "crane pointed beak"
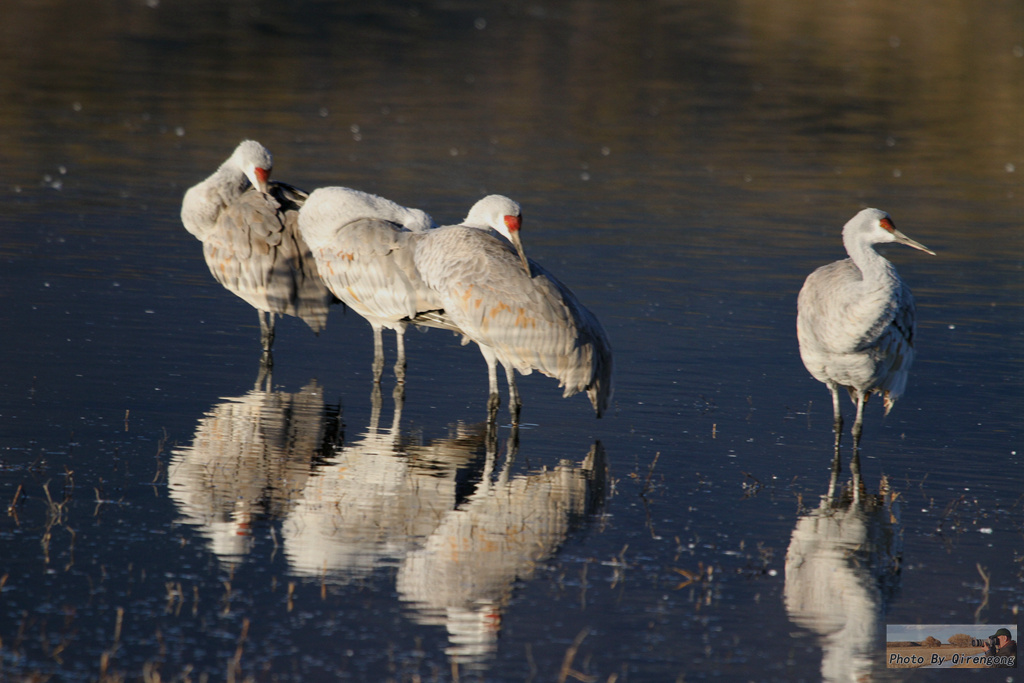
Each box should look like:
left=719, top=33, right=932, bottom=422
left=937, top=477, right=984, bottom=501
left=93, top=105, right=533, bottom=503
left=510, top=231, right=531, bottom=276
left=893, top=229, right=935, bottom=255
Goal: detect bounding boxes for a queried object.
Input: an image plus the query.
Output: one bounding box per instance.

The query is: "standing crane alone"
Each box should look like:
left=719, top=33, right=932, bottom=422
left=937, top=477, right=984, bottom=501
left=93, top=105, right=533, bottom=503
left=414, top=195, right=613, bottom=423
left=181, top=140, right=335, bottom=357
left=797, top=208, right=934, bottom=454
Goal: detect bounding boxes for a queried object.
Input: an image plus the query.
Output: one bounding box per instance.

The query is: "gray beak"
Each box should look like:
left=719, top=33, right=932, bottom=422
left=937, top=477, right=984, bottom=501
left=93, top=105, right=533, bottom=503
left=893, top=229, right=936, bottom=255
left=509, top=231, right=531, bottom=275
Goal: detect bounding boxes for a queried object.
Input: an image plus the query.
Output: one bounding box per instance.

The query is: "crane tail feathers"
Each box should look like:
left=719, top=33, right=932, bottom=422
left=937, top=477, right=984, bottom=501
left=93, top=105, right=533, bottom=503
left=587, top=346, right=614, bottom=418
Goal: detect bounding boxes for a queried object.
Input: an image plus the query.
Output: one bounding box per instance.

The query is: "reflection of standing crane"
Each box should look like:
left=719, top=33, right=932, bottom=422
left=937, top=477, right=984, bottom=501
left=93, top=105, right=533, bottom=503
left=168, top=380, right=338, bottom=566
left=181, top=140, right=335, bottom=356
left=297, top=186, right=457, bottom=383
left=415, top=195, right=613, bottom=423
left=280, top=385, right=487, bottom=581
left=396, top=432, right=606, bottom=668
left=785, top=475, right=902, bottom=682
left=797, top=208, right=933, bottom=454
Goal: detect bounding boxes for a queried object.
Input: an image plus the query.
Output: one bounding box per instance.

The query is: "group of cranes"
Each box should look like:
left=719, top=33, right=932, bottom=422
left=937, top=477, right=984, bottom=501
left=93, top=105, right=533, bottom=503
left=181, top=140, right=934, bottom=453
left=181, top=140, right=613, bottom=423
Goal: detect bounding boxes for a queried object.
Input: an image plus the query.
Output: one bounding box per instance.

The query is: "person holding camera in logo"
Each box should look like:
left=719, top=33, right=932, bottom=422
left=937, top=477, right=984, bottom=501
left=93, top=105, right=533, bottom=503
left=979, top=628, right=1017, bottom=667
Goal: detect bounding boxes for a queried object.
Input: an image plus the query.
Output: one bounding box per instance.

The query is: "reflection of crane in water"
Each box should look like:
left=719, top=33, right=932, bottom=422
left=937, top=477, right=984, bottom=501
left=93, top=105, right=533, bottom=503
left=167, top=378, right=341, bottom=566
left=797, top=208, right=933, bottom=469
left=280, top=386, right=488, bottom=581
left=181, top=140, right=336, bottom=361
left=414, top=195, right=613, bottom=423
left=396, top=433, right=607, bottom=668
left=297, top=186, right=456, bottom=384
left=785, top=471, right=902, bottom=682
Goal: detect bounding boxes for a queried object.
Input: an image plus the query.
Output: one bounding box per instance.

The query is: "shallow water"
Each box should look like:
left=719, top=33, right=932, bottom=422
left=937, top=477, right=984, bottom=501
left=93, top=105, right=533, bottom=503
left=1, top=1, right=1022, bottom=681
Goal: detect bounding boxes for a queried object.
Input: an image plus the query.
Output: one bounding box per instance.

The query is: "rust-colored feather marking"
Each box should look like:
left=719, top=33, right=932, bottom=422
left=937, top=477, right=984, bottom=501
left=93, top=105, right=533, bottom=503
left=488, top=301, right=511, bottom=320
left=514, top=308, right=535, bottom=328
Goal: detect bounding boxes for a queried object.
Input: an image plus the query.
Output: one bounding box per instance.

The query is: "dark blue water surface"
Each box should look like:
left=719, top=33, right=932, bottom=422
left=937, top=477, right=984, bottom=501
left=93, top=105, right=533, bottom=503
left=1, top=1, right=1021, bottom=681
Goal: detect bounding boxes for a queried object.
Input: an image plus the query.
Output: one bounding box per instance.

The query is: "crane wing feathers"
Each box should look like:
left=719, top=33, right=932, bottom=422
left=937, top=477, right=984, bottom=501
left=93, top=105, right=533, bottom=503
left=797, top=259, right=910, bottom=352
left=415, top=227, right=612, bottom=402
left=311, top=218, right=441, bottom=325
left=864, top=283, right=915, bottom=399
left=199, top=187, right=332, bottom=331
left=268, top=181, right=308, bottom=208
left=797, top=257, right=916, bottom=405
left=181, top=161, right=333, bottom=332
left=215, top=191, right=287, bottom=248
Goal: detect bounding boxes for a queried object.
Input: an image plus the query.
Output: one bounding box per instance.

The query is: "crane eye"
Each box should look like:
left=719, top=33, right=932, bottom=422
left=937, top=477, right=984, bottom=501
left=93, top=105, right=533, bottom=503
left=879, top=216, right=896, bottom=232
left=504, top=215, right=521, bottom=232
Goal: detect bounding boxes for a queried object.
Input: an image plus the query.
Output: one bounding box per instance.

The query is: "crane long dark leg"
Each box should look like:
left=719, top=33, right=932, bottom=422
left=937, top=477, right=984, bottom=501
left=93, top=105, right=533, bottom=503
left=852, top=392, right=866, bottom=451
left=481, top=347, right=501, bottom=424
left=826, top=444, right=841, bottom=502
left=851, top=392, right=867, bottom=503
left=504, top=364, right=521, bottom=425
left=485, top=410, right=500, bottom=455
left=255, top=354, right=273, bottom=393
left=371, top=325, right=385, bottom=384
left=825, top=383, right=843, bottom=500
left=498, top=422, right=520, bottom=486
left=394, top=328, right=407, bottom=385
left=392, top=378, right=406, bottom=408
left=257, top=352, right=273, bottom=390
left=828, top=383, right=843, bottom=452
left=259, top=311, right=276, bottom=352
left=389, top=381, right=405, bottom=441
left=850, top=446, right=863, bottom=505
left=368, top=381, right=383, bottom=433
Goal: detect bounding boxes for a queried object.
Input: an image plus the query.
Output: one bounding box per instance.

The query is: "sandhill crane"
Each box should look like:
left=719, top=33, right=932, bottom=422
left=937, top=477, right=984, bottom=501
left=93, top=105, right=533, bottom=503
left=414, top=195, right=613, bottom=423
left=181, top=140, right=335, bottom=357
left=797, top=208, right=934, bottom=453
left=297, top=186, right=459, bottom=383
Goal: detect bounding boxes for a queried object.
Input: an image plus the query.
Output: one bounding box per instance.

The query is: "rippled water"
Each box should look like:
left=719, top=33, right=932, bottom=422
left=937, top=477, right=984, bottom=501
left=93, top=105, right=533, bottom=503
left=1, top=1, right=1021, bottom=681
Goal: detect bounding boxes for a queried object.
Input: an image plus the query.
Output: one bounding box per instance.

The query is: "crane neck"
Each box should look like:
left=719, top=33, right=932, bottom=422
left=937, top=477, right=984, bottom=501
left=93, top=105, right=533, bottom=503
left=181, top=161, right=250, bottom=238
left=843, top=234, right=897, bottom=285
left=213, top=159, right=252, bottom=195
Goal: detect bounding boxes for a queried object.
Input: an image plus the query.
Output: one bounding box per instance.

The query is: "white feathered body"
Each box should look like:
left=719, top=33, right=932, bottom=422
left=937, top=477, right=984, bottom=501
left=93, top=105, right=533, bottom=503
left=297, top=187, right=453, bottom=334
left=181, top=150, right=334, bottom=333
left=797, top=256, right=916, bottom=413
left=414, top=225, right=613, bottom=416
